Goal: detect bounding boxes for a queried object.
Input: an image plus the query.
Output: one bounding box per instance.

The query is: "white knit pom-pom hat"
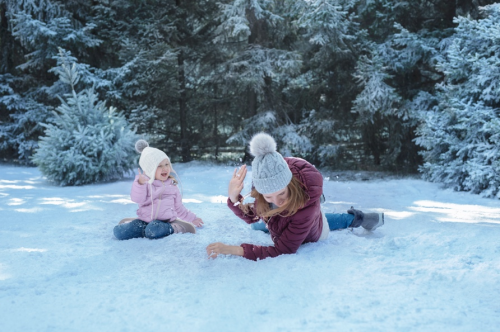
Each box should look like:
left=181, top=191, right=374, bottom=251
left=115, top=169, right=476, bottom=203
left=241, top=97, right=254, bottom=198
left=249, top=133, right=292, bottom=194
left=135, top=139, right=169, bottom=184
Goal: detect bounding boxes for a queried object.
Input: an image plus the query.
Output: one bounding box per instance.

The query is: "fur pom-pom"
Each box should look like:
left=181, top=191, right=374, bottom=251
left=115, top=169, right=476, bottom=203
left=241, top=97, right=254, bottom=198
left=249, top=133, right=277, bottom=157
left=135, top=139, right=149, bottom=154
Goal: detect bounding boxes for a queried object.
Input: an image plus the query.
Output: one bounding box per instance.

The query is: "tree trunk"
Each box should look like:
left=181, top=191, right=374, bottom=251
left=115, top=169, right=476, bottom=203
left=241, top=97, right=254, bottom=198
left=175, top=0, right=191, bottom=162
left=177, top=50, right=191, bottom=162
left=247, top=88, right=257, bottom=118
left=0, top=4, right=19, bottom=73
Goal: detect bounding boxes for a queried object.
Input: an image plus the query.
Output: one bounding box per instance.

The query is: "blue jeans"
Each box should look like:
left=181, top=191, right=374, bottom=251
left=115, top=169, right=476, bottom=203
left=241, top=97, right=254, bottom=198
left=326, top=213, right=354, bottom=230
left=113, top=219, right=174, bottom=240
left=251, top=221, right=269, bottom=233
left=250, top=213, right=354, bottom=233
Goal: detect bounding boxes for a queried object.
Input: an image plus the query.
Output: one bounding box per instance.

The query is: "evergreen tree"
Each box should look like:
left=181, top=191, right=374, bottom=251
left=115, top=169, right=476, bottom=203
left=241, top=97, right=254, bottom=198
left=0, top=73, right=53, bottom=163
left=349, top=0, right=491, bottom=172
left=0, top=0, right=101, bottom=164
left=91, top=0, right=226, bottom=162
left=288, top=0, right=363, bottom=166
left=215, top=0, right=306, bottom=156
left=32, top=50, right=139, bottom=186
left=415, top=4, right=500, bottom=198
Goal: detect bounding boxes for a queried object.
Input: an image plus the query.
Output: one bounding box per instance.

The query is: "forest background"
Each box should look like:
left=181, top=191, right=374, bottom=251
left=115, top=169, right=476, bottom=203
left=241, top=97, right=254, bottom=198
left=0, top=0, right=499, bottom=198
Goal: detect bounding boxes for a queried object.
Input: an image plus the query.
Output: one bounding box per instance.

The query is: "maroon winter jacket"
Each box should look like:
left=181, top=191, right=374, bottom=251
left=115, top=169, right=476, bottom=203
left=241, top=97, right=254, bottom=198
left=228, top=157, right=324, bottom=261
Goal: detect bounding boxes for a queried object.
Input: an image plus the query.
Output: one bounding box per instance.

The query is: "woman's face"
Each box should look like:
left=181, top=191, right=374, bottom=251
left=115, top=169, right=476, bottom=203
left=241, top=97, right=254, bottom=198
left=155, top=158, right=171, bottom=181
left=262, top=186, right=289, bottom=207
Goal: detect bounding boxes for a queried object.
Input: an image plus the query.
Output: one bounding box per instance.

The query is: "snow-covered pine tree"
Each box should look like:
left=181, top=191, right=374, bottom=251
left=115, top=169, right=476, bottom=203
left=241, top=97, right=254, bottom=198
left=415, top=4, right=500, bottom=198
left=351, top=46, right=407, bottom=167
left=91, top=0, right=225, bottom=162
left=90, top=0, right=178, bottom=144
left=32, top=49, right=139, bottom=186
left=286, top=0, right=362, bottom=167
left=349, top=0, right=490, bottom=172
left=214, top=0, right=307, bottom=157
left=351, top=13, right=445, bottom=170
left=0, top=0, right=102, bottom=164
left=0, top=73, right=54, bottom=163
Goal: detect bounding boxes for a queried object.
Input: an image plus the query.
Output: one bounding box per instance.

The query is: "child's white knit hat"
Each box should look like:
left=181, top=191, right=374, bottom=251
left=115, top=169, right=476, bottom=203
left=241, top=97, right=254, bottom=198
left=135, top=140, right=169, bottom=184
left=249, top=133, right=292, bottom=194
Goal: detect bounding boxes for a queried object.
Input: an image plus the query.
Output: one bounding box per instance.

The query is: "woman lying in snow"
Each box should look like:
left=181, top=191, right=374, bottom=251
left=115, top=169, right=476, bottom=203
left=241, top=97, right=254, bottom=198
left=206, top=133, right=384, bottom=261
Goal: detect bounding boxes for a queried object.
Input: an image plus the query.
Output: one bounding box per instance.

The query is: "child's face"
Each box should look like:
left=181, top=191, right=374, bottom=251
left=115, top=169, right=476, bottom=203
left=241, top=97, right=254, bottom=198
left=155, top=158, right=171, bottom=181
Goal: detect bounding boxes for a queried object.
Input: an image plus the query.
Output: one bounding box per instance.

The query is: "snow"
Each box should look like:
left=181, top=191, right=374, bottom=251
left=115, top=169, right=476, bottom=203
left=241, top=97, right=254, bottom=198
left=1, top=162, right=499, bottom=332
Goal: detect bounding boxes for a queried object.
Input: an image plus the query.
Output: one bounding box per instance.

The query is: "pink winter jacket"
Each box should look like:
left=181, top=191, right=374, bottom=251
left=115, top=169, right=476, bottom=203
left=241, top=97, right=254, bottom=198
left=130, top=175, right=197, bottom=223
left=228, top=157, right=324, bottom=261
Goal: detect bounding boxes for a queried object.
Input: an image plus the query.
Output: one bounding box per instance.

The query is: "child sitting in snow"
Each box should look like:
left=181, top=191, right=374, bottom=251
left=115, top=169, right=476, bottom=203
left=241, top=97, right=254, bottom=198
left=113, top=140, right=203, bottom=240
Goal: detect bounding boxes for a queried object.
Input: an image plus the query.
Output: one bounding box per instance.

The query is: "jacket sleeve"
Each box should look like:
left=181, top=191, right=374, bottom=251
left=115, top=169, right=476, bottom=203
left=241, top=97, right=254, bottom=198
left=227, top=196, right=261, bottom=224
left=130, top=175, right=149, bottom=204
left=173, top=187, right=197, bottom=222
left=240, top=201, right=320, bottom=261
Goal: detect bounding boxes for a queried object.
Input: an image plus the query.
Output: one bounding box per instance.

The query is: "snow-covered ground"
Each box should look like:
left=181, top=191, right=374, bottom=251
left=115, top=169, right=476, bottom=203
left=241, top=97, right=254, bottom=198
left=1, top=162, right=499, bottom=332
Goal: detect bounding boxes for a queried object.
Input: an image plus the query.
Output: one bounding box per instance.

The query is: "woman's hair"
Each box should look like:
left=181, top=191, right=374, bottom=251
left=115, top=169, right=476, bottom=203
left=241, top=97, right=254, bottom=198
left=240, top=176, right=309, bottom=220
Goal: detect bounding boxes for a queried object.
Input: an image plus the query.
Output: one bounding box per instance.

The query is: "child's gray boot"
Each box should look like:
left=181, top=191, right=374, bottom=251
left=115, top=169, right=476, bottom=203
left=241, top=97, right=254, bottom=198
left=347, top=206, right=384, bottom=231
left=170, top=219, right=196, bottom=234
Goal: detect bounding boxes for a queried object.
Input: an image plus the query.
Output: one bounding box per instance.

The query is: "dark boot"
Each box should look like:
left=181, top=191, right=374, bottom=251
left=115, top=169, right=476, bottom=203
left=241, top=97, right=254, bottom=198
left=347, top=207, right=384, bottom=231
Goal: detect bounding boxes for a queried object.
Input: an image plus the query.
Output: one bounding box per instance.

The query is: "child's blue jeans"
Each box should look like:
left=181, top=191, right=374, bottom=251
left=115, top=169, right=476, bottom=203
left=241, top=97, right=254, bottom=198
left=113, top=219, right=174, bottom=240
left=250, top=213, right=354, bottom=233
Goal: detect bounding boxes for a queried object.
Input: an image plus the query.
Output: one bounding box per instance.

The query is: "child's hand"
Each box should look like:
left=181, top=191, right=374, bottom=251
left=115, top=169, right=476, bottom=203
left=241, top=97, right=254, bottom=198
left=137, top=168, right=149, bottom=185
left=192, top=217, right=204, bottom=227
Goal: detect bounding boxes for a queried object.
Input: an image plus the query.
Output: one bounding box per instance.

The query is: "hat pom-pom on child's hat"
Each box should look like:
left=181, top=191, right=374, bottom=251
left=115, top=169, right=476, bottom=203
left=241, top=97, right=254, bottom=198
left=135, top=139, right=150, bottom=154
left=249, top=133, right=292, bottom=195
left=135, top=139, right=169, bottom=184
